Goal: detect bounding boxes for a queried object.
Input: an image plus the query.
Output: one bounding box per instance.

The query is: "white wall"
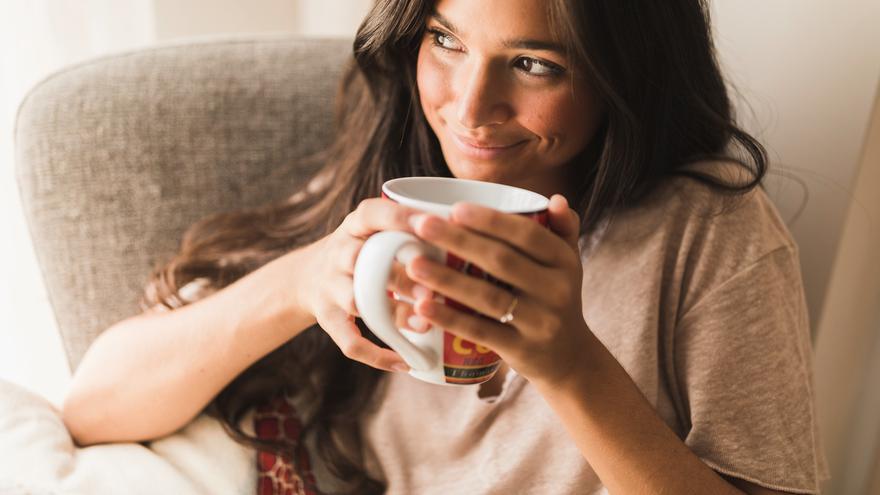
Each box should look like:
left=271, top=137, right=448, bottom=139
left=0, top=0, right=157, bottom=406
left=710, top=3, right=880, bottom=492
left=151, top=0, right=372, bottom=41
left=712, top=0, right=880, bottom=328
left=813, top=86, right=880, bottom=494
left=153, top=0, right=296, bottom=40
left=289, top=0, right=373, bottom=37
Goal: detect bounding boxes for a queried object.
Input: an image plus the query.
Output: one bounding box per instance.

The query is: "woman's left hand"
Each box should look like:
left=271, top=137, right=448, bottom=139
left=406, top=193, right=592, bottom=387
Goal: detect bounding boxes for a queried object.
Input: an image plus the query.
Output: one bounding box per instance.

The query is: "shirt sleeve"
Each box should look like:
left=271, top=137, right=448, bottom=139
left=674, top=245, right=829, bottom=494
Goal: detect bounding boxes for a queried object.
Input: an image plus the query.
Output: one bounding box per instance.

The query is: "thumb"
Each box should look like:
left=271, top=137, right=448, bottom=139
left=547, top=194, right=580, bottom=249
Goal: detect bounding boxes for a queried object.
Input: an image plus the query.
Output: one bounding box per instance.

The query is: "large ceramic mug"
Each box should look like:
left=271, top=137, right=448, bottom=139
left=353, top=177, right=549, bottom=386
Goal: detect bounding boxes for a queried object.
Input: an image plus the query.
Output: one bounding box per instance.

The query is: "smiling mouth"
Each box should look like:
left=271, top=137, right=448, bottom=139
left=452, top=133, right=524, bottom=149
left=449, top=133, right=529, bottom=161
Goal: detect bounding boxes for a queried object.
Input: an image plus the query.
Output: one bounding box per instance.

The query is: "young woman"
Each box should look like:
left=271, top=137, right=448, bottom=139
left=61, top=0, right=828, bottom=493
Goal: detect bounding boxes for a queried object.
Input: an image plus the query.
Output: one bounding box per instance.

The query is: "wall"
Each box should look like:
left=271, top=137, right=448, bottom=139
left=711, top=0, right=880, bottom=329
left=709, top=3, right=880, bottom=492
left=152, top=0, right=372, bottom=41
left=813, top=84, right=880, bottom=494
left=289, top=0, right=373, bottom=37
left=870, top=451, right=880, bottom=495
left=1, top=0, right=157, bottom=407
left=153, top=0, right=296, bottom=39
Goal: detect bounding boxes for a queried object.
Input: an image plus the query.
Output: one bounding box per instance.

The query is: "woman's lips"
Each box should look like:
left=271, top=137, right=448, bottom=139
left=450, top=131, right=527, bottom=160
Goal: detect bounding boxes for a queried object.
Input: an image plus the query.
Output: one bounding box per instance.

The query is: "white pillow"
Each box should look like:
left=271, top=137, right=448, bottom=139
left=0, top=379, right=256, bottom=494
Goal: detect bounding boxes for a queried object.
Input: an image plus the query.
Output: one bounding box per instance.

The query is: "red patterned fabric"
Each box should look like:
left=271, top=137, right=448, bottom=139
left=254, top=397, right=319, bottom=495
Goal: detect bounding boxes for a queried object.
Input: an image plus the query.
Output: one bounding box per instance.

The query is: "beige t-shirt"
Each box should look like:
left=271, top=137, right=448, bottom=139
left=356, top=176, right=829, bottom=494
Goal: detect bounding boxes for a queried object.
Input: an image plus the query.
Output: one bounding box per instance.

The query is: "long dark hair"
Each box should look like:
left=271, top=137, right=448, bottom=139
left=142, top=1, right=766, bottom=493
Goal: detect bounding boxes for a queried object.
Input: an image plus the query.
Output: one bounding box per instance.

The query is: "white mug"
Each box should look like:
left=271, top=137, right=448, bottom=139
left=353, top=177, right=549, bottom=386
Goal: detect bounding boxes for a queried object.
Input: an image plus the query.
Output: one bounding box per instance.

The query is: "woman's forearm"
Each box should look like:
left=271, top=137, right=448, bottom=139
left=62, top=244, right=319, bottom=446
left=531, top=329, right=744, bottom=495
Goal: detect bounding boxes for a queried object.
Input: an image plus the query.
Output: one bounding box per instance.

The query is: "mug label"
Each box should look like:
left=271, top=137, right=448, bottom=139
left=442, top=331, right=501, bottom=384
left=440, top=253, right=505, bottom=384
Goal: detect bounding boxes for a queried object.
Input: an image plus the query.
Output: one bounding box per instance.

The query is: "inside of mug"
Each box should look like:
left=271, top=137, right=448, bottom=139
left=384, top=177, right=549, bottom=213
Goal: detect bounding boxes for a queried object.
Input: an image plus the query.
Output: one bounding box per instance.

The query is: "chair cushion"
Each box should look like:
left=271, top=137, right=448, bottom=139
left=0, top=378, right=255, bottom=494
left=14, top=37, right=351, bottom=370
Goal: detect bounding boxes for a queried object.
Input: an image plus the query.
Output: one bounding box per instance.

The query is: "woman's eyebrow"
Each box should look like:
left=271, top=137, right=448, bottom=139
left=428, top=11, right=565, bottom=55
left=502, top=38, right=565, bottom=54
left=429, top=11, right=461, bottom=34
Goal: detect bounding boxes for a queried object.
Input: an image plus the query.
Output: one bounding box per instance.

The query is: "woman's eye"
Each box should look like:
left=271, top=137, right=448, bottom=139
left=515, top=57, right=564, bottom=77
left=428, top=29, right=459, bottom=51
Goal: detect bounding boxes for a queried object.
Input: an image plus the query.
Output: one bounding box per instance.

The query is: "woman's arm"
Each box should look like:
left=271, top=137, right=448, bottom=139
left=63, top=197, right=423, bottom=446
left=531, top=332, right=792, bottom=495
left=62, top=244, right=319, bottom=446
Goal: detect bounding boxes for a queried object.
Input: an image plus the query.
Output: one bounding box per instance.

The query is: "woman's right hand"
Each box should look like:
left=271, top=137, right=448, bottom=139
left=295, top=198, right=433, bottom=372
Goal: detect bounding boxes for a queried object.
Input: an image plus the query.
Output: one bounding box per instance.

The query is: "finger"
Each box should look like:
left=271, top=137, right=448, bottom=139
left=409, top=214, right=559, bottom=294
left=392, top=298, right=432, bottom=333
left=407, top=254, right=542, bottom=329
left=319, top=308, right=409, bottom=372
left=387, top=261, right=432, bottom=301
left=342, top=198, right=422, bottom=239
left=547, top=194, right=581, bottom=250
left=446, top=202, right=574, bottom=267
left=336, top=237, right=364, bottom=275
left=330, top=274, right=360, bottom=317
left=413, top=296, right=513, bottom=355
left=340, top=236, right=434, bottom=302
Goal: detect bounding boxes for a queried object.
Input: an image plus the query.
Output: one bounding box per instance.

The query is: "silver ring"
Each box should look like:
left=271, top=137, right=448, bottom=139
left=498, top=296, right=518, bottom=324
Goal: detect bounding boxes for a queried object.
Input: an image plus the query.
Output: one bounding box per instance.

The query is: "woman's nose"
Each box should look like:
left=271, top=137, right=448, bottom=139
left=455, top=60, right=512, bottom=130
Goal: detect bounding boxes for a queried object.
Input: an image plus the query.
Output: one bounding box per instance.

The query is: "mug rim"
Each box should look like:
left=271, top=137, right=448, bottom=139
left=382, top=176, right=549, bottom=214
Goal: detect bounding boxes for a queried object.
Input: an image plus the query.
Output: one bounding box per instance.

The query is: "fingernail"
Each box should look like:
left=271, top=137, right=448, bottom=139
left=452, top=203, right=473, bottom=221
left=412, top=215, right=441, bottom=237
left=412, top=284, right=432, bottom=300
left=392, top=363, right=409, bottom=372
left=408, top=214, right=426, bottom=231
left=408, top=314, right=429, bottom=330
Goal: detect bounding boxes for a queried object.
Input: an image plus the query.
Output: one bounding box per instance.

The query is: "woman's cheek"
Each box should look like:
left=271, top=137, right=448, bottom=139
left=525, top=90, right=598, bottom=156
left=416, top=50, right=452, bottom=116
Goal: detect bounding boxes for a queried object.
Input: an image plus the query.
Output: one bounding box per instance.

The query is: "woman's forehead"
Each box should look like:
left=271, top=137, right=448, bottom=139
left=429, top=0, right=559, bottom=43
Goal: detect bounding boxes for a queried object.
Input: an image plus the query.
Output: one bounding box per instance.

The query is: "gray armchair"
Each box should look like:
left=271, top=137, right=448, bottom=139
left=2, top=37, right=353, bottom=493
left=15, top=37, right=351, bottom=371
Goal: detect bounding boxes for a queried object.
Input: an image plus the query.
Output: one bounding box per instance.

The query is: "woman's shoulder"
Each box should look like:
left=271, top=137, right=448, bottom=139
left=587, top=162, right=800, bottom=294
left=609, top=162, right=795, bottom=260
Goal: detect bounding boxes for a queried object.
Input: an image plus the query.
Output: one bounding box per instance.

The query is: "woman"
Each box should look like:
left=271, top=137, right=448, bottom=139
left=61, top=0, right=828, bottom=493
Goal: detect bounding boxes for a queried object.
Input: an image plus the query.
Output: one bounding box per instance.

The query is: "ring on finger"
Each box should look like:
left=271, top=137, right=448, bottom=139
left=498, top=294, right=518, bottom=324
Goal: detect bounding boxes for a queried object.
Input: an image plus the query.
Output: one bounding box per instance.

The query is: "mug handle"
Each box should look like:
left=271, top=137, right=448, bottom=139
left=353, top=231, right=442, bottom=371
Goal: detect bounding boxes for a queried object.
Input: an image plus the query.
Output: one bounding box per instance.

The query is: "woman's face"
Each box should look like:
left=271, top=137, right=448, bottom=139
left=416, top=0, right=602, bottom=197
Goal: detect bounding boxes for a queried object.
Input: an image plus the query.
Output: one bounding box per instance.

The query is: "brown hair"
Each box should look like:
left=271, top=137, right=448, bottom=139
left=142, top=1, right=766, bottom=493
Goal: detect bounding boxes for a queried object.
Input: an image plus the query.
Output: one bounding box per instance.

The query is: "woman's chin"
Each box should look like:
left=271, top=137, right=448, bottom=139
left=446, top=160, right=511, bottom=184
